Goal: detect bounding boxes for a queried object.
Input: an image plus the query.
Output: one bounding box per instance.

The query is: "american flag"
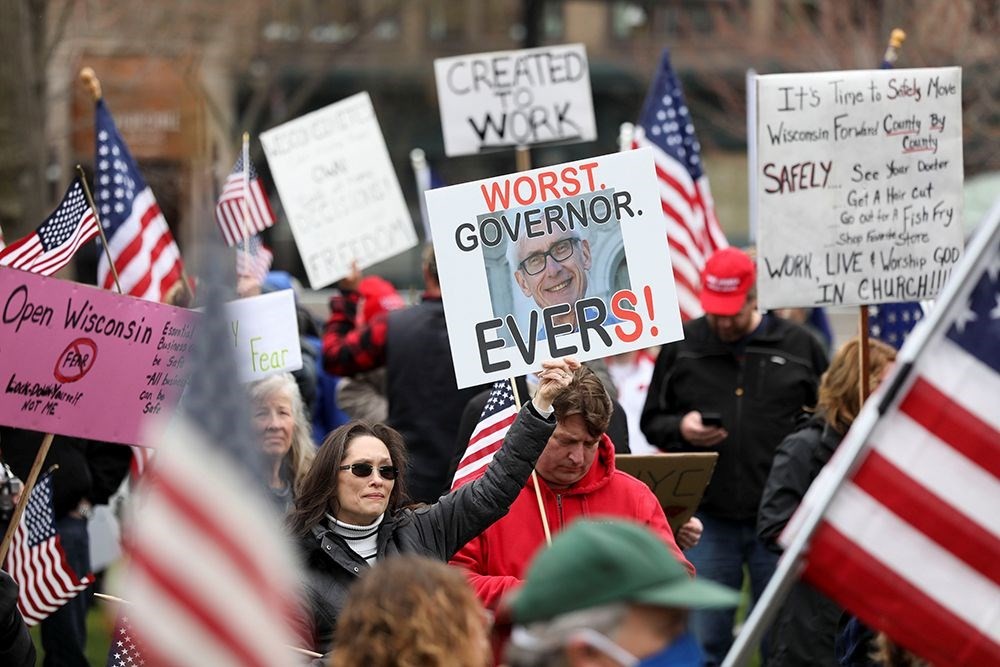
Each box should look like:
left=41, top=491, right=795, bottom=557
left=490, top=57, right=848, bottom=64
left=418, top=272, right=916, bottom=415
left=215, top=152, right=275, bottom=247
left=0, top=178, right=99, bottom=276
left=785, top=225, right=1000, bottom=665
left=105, top=613, right=146, bottom=667
left=452, top=379, right=518, bottom=490
left=4, top=473, right=93, bottom=626
left=630, top=49, right=728, bottom=321
left=118, top=244, right=304, bottom=666
left=235, top=233, right=273, bottom=285
left=868, top=302, right=925, bottom=349
left=94, top=99, right=185, bottom=302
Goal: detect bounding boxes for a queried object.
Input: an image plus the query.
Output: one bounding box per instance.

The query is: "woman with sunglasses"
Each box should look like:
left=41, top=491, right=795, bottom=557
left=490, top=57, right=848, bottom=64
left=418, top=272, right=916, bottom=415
left=288, top=356, right=580, bottom=653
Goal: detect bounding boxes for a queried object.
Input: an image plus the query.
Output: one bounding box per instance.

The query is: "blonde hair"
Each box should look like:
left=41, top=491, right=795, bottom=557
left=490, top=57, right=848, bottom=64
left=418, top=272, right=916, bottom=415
left=817, top=337, right=897, bottom=433
left=331, top=556, right=489, bottom=667
left=248, top=373, right=315, bottom=495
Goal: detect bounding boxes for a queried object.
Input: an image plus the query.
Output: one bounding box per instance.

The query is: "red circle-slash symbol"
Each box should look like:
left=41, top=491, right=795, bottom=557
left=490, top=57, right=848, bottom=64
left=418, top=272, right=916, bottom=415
left=53, top=338, right=98, bottom=383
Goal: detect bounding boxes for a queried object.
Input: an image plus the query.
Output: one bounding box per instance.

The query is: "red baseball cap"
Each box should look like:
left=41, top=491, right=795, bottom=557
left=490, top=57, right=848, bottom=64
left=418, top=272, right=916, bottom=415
left=699, top=248, right=756, bottom=316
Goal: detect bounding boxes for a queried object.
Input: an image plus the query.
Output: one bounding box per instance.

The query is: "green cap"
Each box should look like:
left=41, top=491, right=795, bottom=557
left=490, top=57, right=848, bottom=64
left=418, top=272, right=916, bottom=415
left=509, top=519, right=740, bottom=625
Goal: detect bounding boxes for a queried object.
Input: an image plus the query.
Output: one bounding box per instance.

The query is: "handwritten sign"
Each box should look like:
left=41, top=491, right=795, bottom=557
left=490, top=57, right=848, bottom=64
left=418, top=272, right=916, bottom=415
left=0, top=268, right=195, bottom=446
left=224, top=291, right=301, bottom=382
left=615, top=453, right=719, bottom=533
left=260, top=92, right=418, bottom=288
left=756, top=67, right=964, bottom=308
left=434, top=44, right=597, bottom=157
left=426, top=148, right=683, bottom=389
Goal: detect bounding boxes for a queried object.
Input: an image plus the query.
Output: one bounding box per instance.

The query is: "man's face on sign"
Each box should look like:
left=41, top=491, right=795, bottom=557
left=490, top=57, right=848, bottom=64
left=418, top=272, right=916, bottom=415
left=513, top=230, right=592, bottom=316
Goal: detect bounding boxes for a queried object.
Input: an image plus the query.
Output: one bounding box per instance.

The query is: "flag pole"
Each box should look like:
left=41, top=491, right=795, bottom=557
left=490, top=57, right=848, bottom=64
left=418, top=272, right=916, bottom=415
left=511, top=143, right=553, bottom=546
left=0, top=434, right=54, bottom=563
left=77, top=164, right=123, bottom=294
left=240, top=131, right=252, bottom=267
left=724, top=201, right=1000, bottom=666
left=857, top=28, right=907, bottom=406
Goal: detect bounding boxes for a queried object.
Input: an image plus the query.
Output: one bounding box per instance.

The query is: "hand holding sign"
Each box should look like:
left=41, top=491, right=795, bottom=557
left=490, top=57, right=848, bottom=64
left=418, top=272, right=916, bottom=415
left=534, top=356, right=581, bottom=412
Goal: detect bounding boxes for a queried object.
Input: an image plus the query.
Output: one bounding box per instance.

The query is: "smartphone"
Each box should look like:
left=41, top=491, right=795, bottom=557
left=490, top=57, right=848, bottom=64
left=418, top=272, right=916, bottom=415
left=701, top=412, right=724, bottom=428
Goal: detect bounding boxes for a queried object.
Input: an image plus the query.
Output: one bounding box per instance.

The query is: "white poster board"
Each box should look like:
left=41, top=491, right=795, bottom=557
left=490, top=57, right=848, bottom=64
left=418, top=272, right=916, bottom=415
left=260, top=93, right=417, bottom=288
left=426, top=148, right=684, bottom=388
left=756, top=67, right=964, bottom=309
left=434, top=43, right=597, bottom=157
left=224, top=290, right=302, bottom=382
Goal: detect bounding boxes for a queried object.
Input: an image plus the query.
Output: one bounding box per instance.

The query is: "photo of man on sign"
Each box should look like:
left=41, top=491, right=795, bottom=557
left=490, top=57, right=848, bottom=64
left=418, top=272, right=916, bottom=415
left=492, top=214, right=628, bottom=343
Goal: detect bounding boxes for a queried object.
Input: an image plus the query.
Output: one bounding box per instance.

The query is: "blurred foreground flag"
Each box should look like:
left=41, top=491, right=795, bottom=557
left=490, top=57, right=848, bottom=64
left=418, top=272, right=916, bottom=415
left=630, top=49, right=728, bottom=321
left=94, top=99, right=185, bottom=302
left=783, top=218, right=1000, bottom=665
left=0, top=178, right=99, bottom=275
left=117, top=246, right=305, bottom=666
left=215, top=151, right=276, bottom=247
left=5, top=472, right=93, bottom=626
left=452, top=379, right=517, bottom=490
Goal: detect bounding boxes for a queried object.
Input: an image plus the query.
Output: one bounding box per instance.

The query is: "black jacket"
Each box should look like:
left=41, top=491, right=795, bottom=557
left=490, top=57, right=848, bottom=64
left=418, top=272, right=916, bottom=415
left=640, top=315, right=828, bottom=520
left=298, top=402, right=554, bottom=652
left=0, top=428, right=131, bottom=520
left=757, top=417, right=844, bottom=666
left=385, top=297, right=489, bottom=503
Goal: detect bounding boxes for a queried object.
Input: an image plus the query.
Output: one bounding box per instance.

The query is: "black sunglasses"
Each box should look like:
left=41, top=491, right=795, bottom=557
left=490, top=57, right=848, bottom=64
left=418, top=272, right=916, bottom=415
left=338, top=463, right=399, bottom=480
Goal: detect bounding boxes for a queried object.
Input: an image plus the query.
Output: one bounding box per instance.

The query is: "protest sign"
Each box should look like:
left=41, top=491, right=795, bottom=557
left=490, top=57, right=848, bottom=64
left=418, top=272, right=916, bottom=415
left=260, top=92, right=417, bottom=288
left=426, top=148, right=684, bottom=389
left=0, top=268, right=195, bottom=446
left=434, top=43, right=597, bottom=156
left=223, top=290, right=301, bottom=382
left=756, top=67, right=963, bottom=309
left=615, top=453, right=718, bottom=533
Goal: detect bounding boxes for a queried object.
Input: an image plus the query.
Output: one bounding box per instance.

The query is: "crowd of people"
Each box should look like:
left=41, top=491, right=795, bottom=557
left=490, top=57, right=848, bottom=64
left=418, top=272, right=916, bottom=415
left=0, top=241, right=927, bottom=667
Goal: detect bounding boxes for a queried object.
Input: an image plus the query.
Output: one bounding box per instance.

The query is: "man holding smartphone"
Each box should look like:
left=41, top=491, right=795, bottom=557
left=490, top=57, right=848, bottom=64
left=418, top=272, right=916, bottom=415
left=640, top=247, right=828, bottom=666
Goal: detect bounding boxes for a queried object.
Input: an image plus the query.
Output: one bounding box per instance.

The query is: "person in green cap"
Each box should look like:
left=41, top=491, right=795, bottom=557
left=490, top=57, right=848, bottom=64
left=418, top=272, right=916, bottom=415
left=504, top=519, right=740, bottom=667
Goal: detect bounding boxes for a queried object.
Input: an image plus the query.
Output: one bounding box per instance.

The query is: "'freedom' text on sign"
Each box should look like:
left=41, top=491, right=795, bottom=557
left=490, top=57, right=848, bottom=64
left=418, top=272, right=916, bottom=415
left=260, top=92, right=417, bottom=288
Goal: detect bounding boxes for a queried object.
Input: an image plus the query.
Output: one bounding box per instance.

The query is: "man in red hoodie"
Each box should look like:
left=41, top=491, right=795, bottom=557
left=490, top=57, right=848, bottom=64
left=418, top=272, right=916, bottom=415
left=451, top=365, right=695, bottom=618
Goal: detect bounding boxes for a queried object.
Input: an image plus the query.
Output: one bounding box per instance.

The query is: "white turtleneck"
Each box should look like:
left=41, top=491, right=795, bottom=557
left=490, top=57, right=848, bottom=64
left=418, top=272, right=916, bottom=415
left=326, top=513, right=383, bottom=566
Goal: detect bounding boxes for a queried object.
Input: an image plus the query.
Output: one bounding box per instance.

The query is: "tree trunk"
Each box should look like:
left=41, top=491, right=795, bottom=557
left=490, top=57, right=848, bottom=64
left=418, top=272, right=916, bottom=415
left=0, top=0, right=49, bottom=240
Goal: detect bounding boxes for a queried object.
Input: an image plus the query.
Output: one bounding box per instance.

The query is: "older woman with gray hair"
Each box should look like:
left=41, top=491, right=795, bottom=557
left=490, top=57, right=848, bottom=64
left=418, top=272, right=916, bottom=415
left=248, top=372, right=316, bottom=512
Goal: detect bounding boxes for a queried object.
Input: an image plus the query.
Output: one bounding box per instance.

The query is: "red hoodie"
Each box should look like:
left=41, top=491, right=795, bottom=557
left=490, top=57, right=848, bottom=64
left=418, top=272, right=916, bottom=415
left=450, top=432, right=695, bottom=611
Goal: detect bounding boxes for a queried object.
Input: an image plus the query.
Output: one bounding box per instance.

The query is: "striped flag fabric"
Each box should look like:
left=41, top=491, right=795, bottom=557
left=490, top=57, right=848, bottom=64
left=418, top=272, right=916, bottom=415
left=0, top=178, right=99, bottom=276
left=117, top=244, right=304, bottom=666
left=235, top=233, right=274, bottom=284
left=4, top=472, right=93, bottom=626
left=630, top=49, right=728, bottom=321
left=215, top=152, right=275, bottom=247
left=452, top=379, right=518, bottom=490
left=782, top=227, right=1000, bottom=665
left=94, top=98, right=185, bottom=302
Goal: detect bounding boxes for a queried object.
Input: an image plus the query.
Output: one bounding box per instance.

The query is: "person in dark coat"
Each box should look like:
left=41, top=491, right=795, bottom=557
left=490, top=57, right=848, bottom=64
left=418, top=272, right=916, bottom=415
left=288, top=357, right=578, bottom=653
left=0, top=428, right=131, bottom=667
left=0, top=569, right=34, bottom=667
left=758, top=337, right=897, bottom=666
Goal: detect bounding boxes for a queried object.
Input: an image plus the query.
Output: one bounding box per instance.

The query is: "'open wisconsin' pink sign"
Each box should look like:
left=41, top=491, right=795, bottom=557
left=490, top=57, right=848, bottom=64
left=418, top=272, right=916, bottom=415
left=0, top=268, right=196, bottom=447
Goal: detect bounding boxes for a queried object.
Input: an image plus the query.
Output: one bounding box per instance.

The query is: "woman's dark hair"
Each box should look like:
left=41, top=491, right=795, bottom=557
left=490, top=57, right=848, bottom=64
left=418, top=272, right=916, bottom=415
left=287, top=421, right=409, bottom=537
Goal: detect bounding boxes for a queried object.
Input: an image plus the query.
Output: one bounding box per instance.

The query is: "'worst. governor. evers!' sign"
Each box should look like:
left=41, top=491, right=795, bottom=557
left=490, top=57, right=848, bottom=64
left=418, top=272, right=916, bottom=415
left=260, top=92, right=418, bottom=288
left=434, top=43, right=597, bottom=157
left=427, top=149, right=683, bottom=388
